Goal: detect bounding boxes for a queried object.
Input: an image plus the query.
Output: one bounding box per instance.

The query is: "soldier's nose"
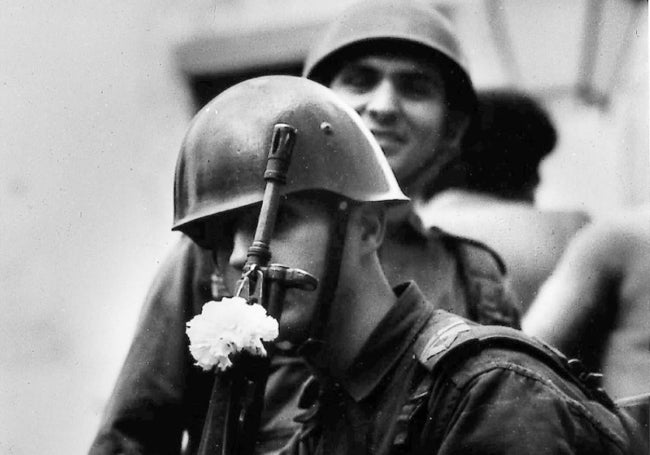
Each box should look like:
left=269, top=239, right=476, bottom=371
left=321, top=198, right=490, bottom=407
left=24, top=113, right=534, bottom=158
left=229, top=230, right=251, bottom=271
left=366, top=80, right=399, bottom=123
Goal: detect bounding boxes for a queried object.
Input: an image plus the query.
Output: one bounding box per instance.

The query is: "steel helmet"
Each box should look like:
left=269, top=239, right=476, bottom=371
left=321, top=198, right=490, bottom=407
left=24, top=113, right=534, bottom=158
left=303, top=0, right=476, bottom=115
left=173, top=75, right=408, bottom=243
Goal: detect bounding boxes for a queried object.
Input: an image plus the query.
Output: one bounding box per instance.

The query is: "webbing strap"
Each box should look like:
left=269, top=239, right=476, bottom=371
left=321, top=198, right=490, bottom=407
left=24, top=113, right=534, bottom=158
left=299, top=199, right=351, bottom=370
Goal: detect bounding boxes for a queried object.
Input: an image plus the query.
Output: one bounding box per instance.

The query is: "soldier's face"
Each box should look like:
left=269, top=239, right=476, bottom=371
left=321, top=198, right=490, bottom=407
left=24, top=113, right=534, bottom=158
left=330, top=54, right=448, bottom=183
left=209, top=194, right=333, bottom=344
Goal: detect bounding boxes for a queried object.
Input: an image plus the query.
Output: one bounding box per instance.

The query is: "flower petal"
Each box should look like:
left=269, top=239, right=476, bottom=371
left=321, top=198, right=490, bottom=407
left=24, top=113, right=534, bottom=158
left=186, top=297, right=279, bottom=371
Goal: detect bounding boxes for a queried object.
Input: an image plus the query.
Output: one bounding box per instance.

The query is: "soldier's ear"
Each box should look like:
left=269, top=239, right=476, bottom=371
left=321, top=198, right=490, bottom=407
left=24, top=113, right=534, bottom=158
left=444, top=111, right=470, bottom=149
left=354, top=203, right=386, bottom=255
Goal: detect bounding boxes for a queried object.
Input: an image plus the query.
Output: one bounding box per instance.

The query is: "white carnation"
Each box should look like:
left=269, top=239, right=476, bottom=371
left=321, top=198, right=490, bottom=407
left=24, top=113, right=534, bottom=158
left=186, top=296, right=279, bottom=371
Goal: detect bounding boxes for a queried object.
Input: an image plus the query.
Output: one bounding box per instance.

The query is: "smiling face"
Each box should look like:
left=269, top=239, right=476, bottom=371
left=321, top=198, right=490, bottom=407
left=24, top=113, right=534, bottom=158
left=207, top=194, right=335, bottom=344
left=329, top=54, right=452, bottom=186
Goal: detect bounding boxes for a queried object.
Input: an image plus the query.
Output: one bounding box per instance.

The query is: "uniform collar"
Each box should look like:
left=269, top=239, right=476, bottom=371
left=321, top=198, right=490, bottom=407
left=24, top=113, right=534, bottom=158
left=339, top=281, right=434, bottom=402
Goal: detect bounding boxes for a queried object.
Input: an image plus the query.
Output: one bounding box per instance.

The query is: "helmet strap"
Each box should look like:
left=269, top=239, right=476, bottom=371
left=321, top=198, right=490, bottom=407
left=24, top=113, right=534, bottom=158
left=401, top=140, right=460, bottom=200
left=400, top=108, right=469, bottom=199
left=400, top=153, right=445, bottom=199
left=298, top=198, right=351, bottom=373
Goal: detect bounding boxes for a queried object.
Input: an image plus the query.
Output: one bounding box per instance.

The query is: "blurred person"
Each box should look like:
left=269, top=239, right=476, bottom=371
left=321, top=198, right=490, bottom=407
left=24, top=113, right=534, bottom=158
left=89, top=1, right=520, bottom=453
left=420, top=89, right=590, bottom=311
left=523, top=207, right=650, bottom=402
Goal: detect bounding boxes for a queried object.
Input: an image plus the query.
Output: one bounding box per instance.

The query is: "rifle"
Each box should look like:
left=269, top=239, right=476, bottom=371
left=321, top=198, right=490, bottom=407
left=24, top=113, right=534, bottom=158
left=197, top=124, right=318, bottom=455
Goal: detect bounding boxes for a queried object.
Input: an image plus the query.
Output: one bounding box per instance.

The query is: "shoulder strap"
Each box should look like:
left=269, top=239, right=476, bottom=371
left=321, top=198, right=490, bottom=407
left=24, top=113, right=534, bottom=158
left=391, top=311, right=649, bottom=454
left=389, top=311, right=461, bottom=454
left=436, top=228, right=508, bottom=275
left=390, top=370, right=433, bottom=452
left=435, top=229, right=521, bottom=328
left=412, top=311, right=614, bottom=408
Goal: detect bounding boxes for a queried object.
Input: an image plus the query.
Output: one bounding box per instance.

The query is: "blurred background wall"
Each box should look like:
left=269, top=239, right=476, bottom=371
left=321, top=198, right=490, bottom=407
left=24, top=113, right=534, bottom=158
left=0, top=0, right=647, bottom=453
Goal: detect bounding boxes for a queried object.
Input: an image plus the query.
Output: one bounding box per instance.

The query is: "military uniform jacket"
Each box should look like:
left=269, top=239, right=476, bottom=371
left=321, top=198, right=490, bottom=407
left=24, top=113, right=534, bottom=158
left=89, top=220, right=520, bottom=454
left=281, top=283, right=644, bottom=454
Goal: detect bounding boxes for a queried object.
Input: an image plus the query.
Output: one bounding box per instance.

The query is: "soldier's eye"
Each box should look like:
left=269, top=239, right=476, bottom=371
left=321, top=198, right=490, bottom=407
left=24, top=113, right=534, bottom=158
left=205, top=217, right=234, bottom=249
left=334, top=66, right=377, bottom=93
left=398, top=75, right=443, bottom=100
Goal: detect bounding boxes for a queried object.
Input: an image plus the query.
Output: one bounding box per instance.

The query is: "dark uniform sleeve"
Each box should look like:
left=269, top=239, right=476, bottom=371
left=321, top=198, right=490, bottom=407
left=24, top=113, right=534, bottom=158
left=89, top=236, right=214, bottom=454
left=423, top=348, right=636, bottom=455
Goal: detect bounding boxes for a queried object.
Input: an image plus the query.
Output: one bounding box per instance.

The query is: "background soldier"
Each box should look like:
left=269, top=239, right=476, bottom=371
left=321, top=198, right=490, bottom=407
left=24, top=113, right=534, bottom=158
left=176, top=75, right=644, bottom=454
left=302, top=0, right=519, bottom=326
left=90, top=1, right=519, bottom=452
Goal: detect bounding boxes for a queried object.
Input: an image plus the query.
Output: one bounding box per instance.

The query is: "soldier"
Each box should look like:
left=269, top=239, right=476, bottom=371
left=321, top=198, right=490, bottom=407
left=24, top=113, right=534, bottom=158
left=89, top=1, right=519, bottom=453
left=303, top=0, right=519, bottom=325
left=172, top=76, right=643, bottom=453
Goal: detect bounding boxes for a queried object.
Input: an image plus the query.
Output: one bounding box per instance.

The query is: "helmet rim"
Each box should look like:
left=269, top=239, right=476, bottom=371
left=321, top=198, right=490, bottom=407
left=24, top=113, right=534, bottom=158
left=172, top=75, right=409, bottom=243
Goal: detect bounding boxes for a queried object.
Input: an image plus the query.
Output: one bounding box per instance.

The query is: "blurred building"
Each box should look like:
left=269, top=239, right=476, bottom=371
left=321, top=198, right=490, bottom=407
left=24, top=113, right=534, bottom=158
left=0, top=0, right=647, bottom=453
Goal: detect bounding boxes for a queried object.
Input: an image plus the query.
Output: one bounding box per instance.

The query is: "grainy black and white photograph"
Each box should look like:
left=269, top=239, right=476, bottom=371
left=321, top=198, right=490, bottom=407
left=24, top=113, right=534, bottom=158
left=1, top=0, right=648, bottom=454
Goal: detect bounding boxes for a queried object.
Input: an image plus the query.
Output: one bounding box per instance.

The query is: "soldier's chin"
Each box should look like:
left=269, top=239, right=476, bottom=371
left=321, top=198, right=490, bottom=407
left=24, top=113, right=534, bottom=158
left=276, top=294, right=317, bottom=344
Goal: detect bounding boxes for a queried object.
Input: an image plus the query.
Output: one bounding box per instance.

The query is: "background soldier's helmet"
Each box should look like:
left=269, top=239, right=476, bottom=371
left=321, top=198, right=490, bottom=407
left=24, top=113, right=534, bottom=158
left=173, top=75, right=408, bottom=244
left=302, top=0, right=476, bottom=116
